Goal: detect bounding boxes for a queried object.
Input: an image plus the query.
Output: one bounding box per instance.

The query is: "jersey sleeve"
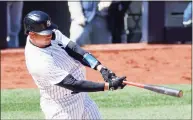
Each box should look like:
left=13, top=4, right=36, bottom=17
left=54, top=29, right=71, bottom=48
left=35, top=55, right=69, bottom=85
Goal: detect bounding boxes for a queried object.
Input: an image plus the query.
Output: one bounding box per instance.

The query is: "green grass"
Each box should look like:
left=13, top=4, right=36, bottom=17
left=1, top=84, right=192, bottom=119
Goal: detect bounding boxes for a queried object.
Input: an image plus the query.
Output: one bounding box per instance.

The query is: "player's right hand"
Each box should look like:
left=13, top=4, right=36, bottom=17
left=108, top=76, right=127, bottom=91
left=75, top=16, right=87, bottom=26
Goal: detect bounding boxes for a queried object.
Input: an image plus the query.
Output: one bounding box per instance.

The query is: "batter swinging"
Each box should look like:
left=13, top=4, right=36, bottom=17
left=24, top=10, right=126, bottom=119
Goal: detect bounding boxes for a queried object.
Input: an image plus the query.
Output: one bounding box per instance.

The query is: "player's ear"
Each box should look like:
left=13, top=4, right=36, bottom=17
left=29, top=32, right=35, bottom=38
left=29, top=32, right=35, bottom=35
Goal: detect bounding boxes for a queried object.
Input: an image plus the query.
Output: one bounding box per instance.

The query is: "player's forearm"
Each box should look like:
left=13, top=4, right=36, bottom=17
left=55, top=74, right=109, bottom=92
left=96, top=64, right=104, bottom=72
left=57, top=80, right=105, bottom=92
left=65, top=41, right=102, bottom=70
left=65, top=41, right=115, bottom=82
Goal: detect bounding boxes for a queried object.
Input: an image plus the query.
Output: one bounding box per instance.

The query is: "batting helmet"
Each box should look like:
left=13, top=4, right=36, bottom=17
left=23, top=10, right=58, bottom=35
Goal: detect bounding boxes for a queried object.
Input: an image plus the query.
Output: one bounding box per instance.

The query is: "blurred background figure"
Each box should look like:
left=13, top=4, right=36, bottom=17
left=183, top=2, right=192, bottom=27
left=68, top=1, right=112, bottom=46
left=107, top=1, right=131, bottom=43
left=6, top=1, right=23, bottom=48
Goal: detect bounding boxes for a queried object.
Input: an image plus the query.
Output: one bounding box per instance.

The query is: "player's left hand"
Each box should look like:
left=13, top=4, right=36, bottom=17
left=100, top=67, right=116, bottom=82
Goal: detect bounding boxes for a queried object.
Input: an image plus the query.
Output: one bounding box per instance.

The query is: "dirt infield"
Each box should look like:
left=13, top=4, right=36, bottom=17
left=1, top=44, right=192, bottom=89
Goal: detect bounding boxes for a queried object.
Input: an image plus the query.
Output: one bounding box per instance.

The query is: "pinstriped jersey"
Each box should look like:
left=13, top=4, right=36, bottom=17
left=25, top=29, right=87, bottom=100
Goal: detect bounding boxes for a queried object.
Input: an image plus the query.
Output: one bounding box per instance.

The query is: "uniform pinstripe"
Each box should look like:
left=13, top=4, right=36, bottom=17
left=25, top=30, right=101, bottom=119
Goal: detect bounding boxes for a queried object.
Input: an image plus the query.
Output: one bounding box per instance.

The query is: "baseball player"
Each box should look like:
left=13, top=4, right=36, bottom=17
left=24, top=10, right=126, bottom=119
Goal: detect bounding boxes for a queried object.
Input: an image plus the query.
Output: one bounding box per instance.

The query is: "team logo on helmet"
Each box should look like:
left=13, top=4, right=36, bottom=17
left=47, top=20, right=51, bottom=27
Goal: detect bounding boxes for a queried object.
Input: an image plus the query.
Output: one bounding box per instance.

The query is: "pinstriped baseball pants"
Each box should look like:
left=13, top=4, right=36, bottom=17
left=40, top=93, right=102, bottom=119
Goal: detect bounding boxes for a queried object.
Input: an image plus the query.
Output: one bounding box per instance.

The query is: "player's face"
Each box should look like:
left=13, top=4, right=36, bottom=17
left=29, top=32, right=52, bottom=47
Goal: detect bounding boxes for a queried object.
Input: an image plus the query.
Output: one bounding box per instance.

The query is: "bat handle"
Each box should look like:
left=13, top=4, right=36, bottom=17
left=123, top=81, right=145, bottom=88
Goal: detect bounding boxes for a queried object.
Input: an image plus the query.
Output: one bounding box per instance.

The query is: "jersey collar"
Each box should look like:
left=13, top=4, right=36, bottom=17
left=29, top=39, right=52, bottom=48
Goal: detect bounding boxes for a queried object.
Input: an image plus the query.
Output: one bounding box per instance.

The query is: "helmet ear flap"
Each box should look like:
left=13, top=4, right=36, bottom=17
left=24, top=30, right=29, bottom=35
left=24, top=18, right=29, bottom=35
left=24, top=23, right=29, bottom=35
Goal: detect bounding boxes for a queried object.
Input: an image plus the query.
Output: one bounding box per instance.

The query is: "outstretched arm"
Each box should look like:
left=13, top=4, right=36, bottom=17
left=56, top=74, right=126, bottom=93
left=35, top=53, right=126, bottom=93
left=65, top=41, right=117, bottom=82
left=53, top=29, right=117, bottom=82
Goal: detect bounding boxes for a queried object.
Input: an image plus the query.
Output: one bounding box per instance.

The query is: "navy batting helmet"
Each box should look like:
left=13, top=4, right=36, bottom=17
left=24, top=10, right=58, bottom=35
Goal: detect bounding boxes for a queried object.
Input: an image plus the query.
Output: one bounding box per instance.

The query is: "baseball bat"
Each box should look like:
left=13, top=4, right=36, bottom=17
left=123, top=81, right=183, bottom=98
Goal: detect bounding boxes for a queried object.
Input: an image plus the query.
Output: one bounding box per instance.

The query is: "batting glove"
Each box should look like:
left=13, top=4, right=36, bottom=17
left=100, top=67, right=116, bottom=82
left=108, top=76, right=127, bottom=91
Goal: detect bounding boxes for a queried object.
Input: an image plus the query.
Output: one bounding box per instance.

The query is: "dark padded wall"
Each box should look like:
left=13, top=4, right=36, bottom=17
left=0, top=2, right=7, bottom=49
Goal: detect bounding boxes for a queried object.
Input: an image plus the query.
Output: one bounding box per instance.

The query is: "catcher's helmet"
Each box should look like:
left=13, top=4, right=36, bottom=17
left=24, top=10, right=58, bottom=35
